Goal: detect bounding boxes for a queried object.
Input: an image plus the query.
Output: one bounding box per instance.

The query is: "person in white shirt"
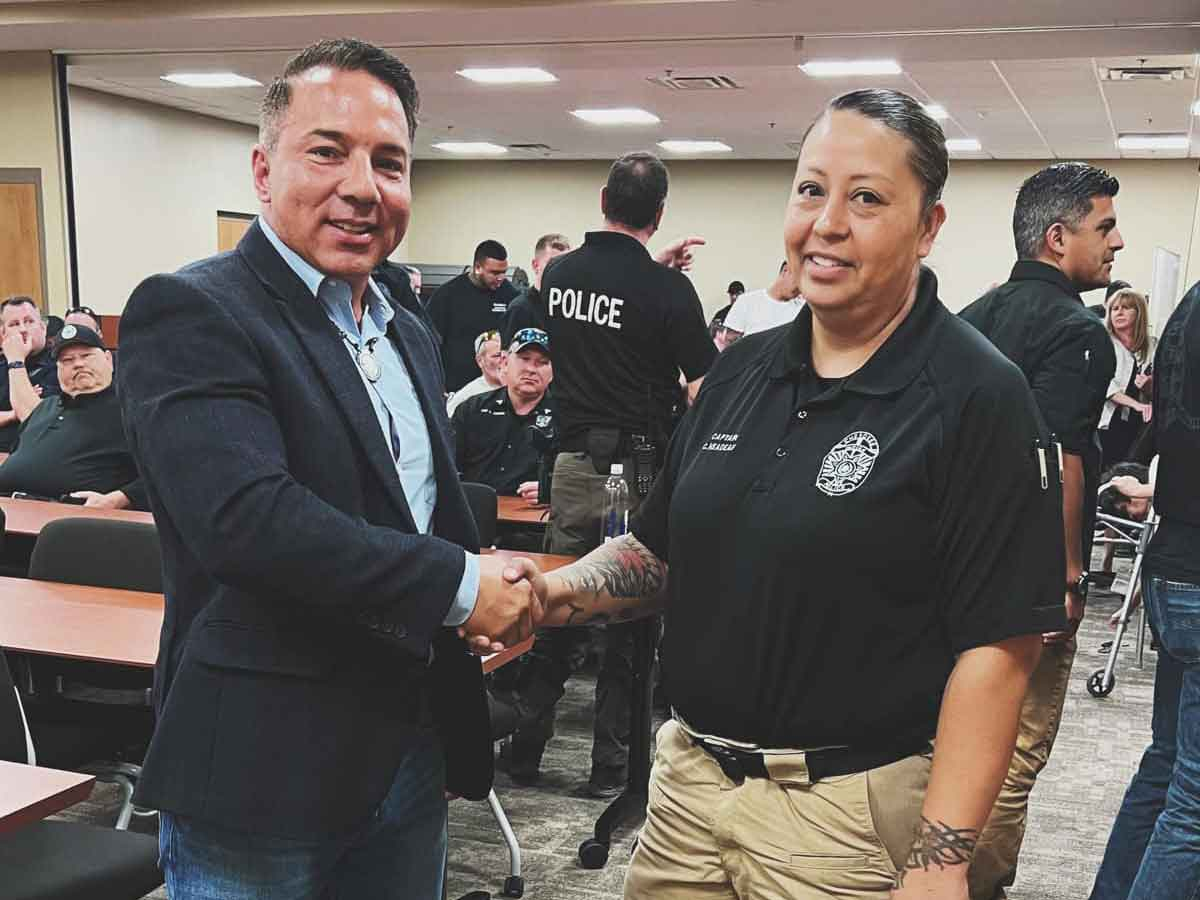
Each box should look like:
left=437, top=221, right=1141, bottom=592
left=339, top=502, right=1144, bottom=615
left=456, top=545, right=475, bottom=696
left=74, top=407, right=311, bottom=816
left=446, top=329, right=506, bottom=415
left=722, top=261, right=803, bottom=341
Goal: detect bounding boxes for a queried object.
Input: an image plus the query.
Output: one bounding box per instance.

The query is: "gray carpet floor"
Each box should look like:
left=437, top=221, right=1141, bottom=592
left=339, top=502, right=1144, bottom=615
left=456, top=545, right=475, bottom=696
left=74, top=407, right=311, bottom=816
left=57, top=551, right=1158, bottom=899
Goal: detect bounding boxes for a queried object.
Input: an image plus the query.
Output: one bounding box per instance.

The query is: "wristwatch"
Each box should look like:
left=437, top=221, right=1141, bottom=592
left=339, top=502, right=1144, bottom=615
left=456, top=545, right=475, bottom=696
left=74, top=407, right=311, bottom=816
left=1066, top=571, right=1089, bottom=600
left=5, top=361, right=24, bottom=371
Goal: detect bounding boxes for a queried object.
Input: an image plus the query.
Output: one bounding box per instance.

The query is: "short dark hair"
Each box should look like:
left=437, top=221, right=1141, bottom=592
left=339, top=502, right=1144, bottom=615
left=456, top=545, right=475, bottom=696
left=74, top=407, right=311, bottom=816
left=603, top=151, right=669, bottom=230
left=1105, top=279, right=1132, bottom=300
left=260, top=38, right=420, bottom=149
left=0, top=295, right=37, bottom=314
left=1013, top=162, right=1120, bottom=260
left=801, top=89, right=948, bottom=218
left=727, top=280, right=744, bottom=294
left=534, top=233, right=570, bottom=256
left=474, top=240, right=508, bottom=265
left=1098, top=462, right=1150, bottom=518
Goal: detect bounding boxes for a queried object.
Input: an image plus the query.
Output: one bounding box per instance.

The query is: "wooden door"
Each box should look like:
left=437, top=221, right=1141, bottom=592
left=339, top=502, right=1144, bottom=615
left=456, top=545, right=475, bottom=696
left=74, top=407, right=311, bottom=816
left=0, top=182, right=45, bottom=309
left=217, top=212, right=254, bottom=252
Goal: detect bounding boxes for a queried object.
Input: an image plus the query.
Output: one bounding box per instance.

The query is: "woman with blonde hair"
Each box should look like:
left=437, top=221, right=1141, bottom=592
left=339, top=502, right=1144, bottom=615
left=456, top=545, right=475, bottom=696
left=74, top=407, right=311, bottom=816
left=1100, top=287, right=1152, bottom=467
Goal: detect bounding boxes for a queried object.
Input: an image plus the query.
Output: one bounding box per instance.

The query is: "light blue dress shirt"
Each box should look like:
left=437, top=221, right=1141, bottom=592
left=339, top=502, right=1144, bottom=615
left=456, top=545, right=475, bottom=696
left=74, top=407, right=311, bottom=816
left=259, top=218, right=479, bottom=626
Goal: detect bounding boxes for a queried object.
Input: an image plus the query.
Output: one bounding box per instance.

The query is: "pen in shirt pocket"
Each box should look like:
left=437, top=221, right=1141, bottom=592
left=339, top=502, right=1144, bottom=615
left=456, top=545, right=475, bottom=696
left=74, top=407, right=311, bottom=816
left=1033, top=439, right=1049, bottom=491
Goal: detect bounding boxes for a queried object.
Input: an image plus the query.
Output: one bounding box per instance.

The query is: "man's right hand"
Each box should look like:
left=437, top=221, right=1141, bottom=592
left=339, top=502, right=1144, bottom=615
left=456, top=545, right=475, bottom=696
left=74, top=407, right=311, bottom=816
left=2, top=330, right=31, bottom=364
left=459, top=554, right=543, bottom=653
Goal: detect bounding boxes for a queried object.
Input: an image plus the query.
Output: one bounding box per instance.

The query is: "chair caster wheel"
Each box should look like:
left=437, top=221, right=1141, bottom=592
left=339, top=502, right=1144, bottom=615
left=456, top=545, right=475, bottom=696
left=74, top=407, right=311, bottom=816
left=1087, top=669, right=1115, bottom=698
left=579, top=837, right=610, bottom=869
left=456, top=892, right=489, bottom=900
left=502, top=875, right=524, bottom=897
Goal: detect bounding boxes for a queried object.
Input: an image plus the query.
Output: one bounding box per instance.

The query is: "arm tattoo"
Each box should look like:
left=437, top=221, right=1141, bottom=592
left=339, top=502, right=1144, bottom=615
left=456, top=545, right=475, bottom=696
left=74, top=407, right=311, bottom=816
left=895, top=817, right=978, bottom=887
left=558, top=534, right=668, bottom=625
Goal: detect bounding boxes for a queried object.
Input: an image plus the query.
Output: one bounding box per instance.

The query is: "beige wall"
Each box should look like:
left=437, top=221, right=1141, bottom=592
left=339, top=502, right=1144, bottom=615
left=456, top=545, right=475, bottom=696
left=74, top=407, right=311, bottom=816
left=0, top=52, right=69, bottom=312
left=70, top=87, right=260, bottom=313
left=67, top=89, right=1200, bottom=317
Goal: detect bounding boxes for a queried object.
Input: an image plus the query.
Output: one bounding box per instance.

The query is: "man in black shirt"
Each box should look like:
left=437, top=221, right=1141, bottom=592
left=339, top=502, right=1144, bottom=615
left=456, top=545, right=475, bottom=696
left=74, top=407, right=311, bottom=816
left=0, top=324, right=144, bottom=509
left=527, top=151, right=715, bottom=796
left=960, top=161, right=1123, bottom=900
left=428, top=239, right=518, bottom=392
left=0, top=295, right=60, bottom=452
left=452, top=327, right=554, bottom=499
left=500, top=233, right=571, bottom=346
left=1089, top=280, right=1200, bottom=899
left=707, top=279, right=744, bottom=336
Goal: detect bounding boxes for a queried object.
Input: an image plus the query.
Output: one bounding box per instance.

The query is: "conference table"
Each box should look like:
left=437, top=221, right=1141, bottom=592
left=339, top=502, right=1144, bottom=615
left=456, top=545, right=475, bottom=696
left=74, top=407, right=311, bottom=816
left=0, top=761, right=95, bottom=835
left=0, top=496, right=154, bottom=538
left=496, top=496, right=549, bottom=529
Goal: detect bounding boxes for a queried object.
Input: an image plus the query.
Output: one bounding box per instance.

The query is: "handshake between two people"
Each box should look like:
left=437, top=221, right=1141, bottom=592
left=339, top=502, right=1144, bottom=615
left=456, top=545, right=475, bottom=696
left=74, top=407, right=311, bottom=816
left=457, top=554, right=549, bottom=655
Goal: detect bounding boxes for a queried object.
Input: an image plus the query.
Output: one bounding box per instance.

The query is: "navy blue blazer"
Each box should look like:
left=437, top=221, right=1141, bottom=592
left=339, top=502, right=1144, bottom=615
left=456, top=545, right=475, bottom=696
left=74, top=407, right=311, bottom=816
left=117, top=221, right=492, bottom=840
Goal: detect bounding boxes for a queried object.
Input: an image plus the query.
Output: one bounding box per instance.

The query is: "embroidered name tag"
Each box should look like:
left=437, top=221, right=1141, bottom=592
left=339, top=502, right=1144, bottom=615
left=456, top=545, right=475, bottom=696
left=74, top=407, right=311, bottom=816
left=701, top=431, right=739, bottom=453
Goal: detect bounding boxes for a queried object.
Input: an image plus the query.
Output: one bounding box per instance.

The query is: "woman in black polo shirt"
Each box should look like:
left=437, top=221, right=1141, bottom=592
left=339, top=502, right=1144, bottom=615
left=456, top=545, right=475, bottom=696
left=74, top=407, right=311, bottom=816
left=491, top=90, right=1064, bottom=899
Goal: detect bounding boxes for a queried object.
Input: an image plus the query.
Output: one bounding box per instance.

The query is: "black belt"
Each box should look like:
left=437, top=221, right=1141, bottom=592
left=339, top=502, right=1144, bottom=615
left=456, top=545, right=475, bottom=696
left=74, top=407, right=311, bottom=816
left=690, top=734, right=931, bottom=784
left=560, top=430, right=648, bottom=455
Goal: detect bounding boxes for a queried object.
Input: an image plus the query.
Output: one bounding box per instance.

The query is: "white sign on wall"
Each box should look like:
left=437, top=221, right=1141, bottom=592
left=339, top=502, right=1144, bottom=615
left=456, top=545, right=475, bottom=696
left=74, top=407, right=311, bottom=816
left=1150, top=246, right=1182, bottom=339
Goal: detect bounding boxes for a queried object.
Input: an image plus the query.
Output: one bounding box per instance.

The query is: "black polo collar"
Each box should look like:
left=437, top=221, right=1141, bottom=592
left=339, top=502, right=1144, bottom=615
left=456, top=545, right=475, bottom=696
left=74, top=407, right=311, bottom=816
left=1008, top=260, right=1082, bottom=302
left=769, top=266, right=947, bottom=397
left=583, top=230, right=650, bottom=257
left=60, top=384, right=115, bottom=409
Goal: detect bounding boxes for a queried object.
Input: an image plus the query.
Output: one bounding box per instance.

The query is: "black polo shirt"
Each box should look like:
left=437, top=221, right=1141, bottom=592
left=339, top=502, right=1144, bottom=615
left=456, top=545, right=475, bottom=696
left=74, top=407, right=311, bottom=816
left=0, top=385, right=145, bottom=508
left=630, top=268, right=1064, bottom=750
left=501, top=287, right=547, bottom=347
left=427, top=273, right=518, bottom=393
left=542, top=231, right=716, bottom=444
left=960, top=260, right=1115, bottom=558
left=1146, top=279, right=1200, bottom=583
left=451, top=386, right=555, bottom=496
left=0, top=347, right=60, bottom=452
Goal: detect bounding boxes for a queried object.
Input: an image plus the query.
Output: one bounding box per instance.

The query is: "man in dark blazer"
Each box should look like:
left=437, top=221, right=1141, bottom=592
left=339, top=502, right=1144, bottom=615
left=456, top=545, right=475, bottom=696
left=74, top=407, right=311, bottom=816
left=117, top=39, right=538, bottom=899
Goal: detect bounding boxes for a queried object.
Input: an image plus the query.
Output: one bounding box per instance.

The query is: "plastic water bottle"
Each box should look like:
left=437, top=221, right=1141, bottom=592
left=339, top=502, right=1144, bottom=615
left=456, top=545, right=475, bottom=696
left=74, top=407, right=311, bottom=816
left=601, top=464, right=630, bottom=543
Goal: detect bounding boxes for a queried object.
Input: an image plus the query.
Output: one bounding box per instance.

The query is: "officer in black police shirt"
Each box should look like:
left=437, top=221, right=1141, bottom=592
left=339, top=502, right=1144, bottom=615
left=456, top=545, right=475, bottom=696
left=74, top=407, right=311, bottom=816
left=531, top=150, right=715, bottom=797
left=0, top=295, right=60, bottom=452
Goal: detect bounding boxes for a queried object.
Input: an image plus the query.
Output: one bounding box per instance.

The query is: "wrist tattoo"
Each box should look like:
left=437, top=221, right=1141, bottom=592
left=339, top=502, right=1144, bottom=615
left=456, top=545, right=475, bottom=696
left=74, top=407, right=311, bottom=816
left=559, top=534, right=667, bottom=625
left=895, top=817, right=978, bottom=887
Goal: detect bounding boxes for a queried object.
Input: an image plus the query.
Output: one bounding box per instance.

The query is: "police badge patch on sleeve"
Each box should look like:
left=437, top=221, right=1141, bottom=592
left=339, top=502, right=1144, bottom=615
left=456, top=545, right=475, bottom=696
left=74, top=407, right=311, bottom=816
left=816, top=431, right=880, bottom=497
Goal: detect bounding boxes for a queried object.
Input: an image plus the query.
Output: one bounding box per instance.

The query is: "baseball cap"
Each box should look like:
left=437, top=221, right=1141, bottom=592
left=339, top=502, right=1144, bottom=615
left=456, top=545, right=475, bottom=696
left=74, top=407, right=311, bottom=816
left=52, top=323, right=105, bottom=359
left=509, top=327, right=550, bottom=356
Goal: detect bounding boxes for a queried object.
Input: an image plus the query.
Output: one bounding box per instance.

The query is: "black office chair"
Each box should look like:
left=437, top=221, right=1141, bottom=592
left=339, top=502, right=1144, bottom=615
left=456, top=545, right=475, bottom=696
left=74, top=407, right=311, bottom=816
left=461, top=482, right=498, bottom=549
left=0, top=648, right=163, bottom=900
left=20, top=519, right=162, bottom=829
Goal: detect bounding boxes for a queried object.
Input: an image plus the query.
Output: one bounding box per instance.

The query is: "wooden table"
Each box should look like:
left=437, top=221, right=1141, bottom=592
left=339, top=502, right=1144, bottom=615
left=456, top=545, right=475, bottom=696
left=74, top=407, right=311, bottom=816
left=0, top=760, right=94, bottom=835
left=497, top=495, right=550, bottom=529
left=0, top=551, right=574, bottom=671
left=0, top=496, right=154, bottom=538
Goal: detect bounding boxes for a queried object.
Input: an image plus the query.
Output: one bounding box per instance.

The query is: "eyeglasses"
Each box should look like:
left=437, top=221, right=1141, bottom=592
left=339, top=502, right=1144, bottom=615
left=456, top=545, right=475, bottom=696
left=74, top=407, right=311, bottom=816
left=70, top=306, right=100, bottom=320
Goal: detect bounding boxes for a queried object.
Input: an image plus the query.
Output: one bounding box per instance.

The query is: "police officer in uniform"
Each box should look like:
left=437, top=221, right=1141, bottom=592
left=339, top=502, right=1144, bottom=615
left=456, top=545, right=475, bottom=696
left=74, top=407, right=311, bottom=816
left=522, top=151, right=716, bottom=795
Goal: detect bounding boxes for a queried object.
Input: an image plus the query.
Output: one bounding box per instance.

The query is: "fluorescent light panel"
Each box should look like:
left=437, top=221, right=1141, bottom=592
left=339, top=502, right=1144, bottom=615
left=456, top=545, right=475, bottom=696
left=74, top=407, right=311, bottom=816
left=161, top=72, right=262, bottom=88
left=457, top=67, right=557, bottom=84
left=800, top=59, right=902, bottom=77
left=1117, top=133, right=1188, bottom=150
left=571, top=107, right=660, bottom=125
left=658, top=140, right=733, bottom=153
left=432, top=142, right=508, bottom=155
left=945, top=138, right=982, bottom=152
left=923, top=103, right=949, bottom=120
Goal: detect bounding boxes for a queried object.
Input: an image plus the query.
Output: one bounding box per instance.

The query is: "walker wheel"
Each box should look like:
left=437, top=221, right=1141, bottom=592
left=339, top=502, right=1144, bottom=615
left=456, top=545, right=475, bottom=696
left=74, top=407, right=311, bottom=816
left=1087, top=669, right=1115, bottom=698
left=579, top=837, right=610, bottom=869
left=501, top=875, right=524, bottom=897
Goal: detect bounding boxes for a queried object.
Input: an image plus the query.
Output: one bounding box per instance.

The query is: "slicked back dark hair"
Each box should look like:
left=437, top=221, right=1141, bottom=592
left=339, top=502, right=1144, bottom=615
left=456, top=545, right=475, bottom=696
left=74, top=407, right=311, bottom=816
left=603, top=151, right=669, bottom=230
left=801, top=88, right=948, bottom=218
left=260, top=38, right=419, bottom=149
left=1013, top=162, right=1120, bottom=260
left=474, top=240, right=508, bottom=265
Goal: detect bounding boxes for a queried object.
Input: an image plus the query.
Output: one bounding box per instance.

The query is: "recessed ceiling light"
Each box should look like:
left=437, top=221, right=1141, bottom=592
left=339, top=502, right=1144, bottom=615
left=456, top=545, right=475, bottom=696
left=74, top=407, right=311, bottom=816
left=457, top=67, right=557, bottom=84
left=923, top=104, right=949, bottom=120
left=799, top=60, right=902, bottom=78
left=1117, top=133, right=1189, bottom=150
left=161, top=72, right=262, bottom=88
left=657, top=140, right=733, bottom=154
left=571, top=108, right=660, bottom=126
left=945, top=138, right=983, bottom=152
left=432, top=142, right=509, bottom=155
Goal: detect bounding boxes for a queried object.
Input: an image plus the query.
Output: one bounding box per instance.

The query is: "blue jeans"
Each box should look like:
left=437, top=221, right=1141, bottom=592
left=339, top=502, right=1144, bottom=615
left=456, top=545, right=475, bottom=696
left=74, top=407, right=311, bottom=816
left=1090, top=573, right=1200, bottom=900
left=159, top=731, right=448, bottom=899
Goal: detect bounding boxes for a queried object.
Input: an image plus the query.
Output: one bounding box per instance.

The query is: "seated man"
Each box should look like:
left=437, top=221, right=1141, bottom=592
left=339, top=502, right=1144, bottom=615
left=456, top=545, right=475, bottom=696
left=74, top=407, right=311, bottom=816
left=0, top=324, right=145, bottom=509
left=446, top=329, right=506, bottom=416
left=451, top=328, right=553, bottom=503
left=63, top=305, right=103, bottom=333
left=0, top=295, right=60, bottom=452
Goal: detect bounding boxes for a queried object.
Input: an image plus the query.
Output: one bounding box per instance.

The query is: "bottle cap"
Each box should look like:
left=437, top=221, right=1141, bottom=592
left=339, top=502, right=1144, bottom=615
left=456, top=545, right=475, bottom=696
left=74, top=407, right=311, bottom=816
left=610, top=463, right=624, bottom=475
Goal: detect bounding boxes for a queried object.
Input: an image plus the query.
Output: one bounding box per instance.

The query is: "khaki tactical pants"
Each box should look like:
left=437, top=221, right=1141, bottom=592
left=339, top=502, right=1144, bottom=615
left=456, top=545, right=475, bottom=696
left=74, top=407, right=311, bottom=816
left=968, top=638, right=1076, bottom=900
left=624, top=720, right=930, bottom=899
